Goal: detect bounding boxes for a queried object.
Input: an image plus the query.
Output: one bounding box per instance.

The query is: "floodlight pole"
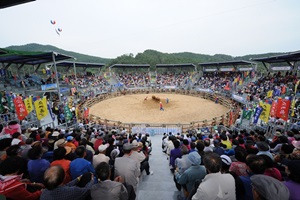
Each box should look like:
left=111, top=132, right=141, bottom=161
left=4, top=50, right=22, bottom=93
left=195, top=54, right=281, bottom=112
left=52, top=52, right=62, bottom=103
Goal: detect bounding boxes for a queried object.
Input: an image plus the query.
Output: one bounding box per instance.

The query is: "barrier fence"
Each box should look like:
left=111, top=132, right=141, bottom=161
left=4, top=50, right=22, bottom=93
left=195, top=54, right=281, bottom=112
left=79, top=88, right=241, bottom=134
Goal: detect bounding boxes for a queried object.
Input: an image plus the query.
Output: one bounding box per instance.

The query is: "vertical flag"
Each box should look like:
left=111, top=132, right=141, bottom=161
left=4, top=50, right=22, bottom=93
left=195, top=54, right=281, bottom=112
left=64, top=105, right=73, bottom=121
left=47, top=103, right=56, bottom=121
left=24, top=96, right=34, bottom=114
left=291, top=80, right=300, bottom=116
left=242, top=109, right=253, bottom=120
left=6, top=95, right=14, bottom=111
left=13, top=96, right=28, bottom=120
left=267, top=90, right=273, bottom=98
left=253, top=107, right=263, bottom=124
left=34, top=97, right=48, bottom=120
left=84, top=107, right=90, bottom=119
left=270, top=101, right=278, bottom=117
left=276, top=99, right=291, bottom=121
left=259, top=101, right=271, bottom=123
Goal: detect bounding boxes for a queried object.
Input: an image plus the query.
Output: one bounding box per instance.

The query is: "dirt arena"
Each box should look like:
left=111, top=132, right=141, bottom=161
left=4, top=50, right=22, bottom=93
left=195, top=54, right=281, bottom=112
left=89, top=93, right=229, bottom=124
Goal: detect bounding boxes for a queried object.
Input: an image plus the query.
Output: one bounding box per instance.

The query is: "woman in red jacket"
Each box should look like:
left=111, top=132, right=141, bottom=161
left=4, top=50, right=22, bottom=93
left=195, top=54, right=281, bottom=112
left=0, top=156, right=43, bottom=200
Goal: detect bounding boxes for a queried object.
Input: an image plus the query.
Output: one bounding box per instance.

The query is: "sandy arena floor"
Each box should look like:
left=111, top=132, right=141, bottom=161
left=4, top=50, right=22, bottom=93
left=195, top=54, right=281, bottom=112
left=90, top=93, right=229, bottom=124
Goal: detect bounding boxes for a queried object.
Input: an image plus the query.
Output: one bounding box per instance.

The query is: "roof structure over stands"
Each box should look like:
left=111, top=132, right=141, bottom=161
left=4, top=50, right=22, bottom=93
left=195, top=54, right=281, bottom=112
left=199, top=60, right=257, bottom=72
left=252, top=51, right=300, bottom=71
left=0, top=0, right=35, bottom=9
left=155, top=63, right=197, bottom=71
left=54, top=61, right=105, bottom=72
left=109, top=64, right=151, bottom=71
left=0, top=48, right=74, bottom=102
left=0, top=48, right=74, bottom=71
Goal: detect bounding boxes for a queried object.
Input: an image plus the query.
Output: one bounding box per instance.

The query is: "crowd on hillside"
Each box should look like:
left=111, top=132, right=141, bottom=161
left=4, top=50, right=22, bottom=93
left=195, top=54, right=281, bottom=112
left=0, top=123, right=153, bottom=200
left=162, top=127, right=300, bottom=200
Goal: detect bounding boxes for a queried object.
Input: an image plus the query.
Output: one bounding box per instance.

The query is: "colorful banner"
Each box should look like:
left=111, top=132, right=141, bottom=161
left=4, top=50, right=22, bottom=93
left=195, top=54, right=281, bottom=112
left=47, top=103, right=56, bottom=121
left=24, top=96, right=34, bottom=114
left=229, top=111, right=233, bottom=126
left=291, top=80, right=300, bottom=116
left=267, top=90, right=273, bottom=98
left=242, top=109, right=252, bottom=120
left=259, top=102, right=271, bottom=123
left=41, top=83, right=57, bottom=91
left=276, top=99, right=291, bottom=121
left=64, top=105, right=73, bottom=121
left=6, top=95, right=14, bottom=111
left=34, top=97, right=48, bottom=120
left=270, top=101, right=278, bottom=117
left=84, top=107, right=90, bottom=119
left=13, top=96, right=28, bottom=120
left=253, top=107, right=263, bottom=124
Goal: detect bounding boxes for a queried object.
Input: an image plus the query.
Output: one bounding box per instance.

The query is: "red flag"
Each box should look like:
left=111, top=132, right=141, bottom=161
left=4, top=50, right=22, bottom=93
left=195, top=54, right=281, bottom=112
left=276, top=99, right=291, bottom=121
left=84, top=108, right=89, bottom=119
left=13, top=96, right=28, bottom=120
left=229, top=111, right=233, bottom=126
left=270, top=101, right=278, bottom=117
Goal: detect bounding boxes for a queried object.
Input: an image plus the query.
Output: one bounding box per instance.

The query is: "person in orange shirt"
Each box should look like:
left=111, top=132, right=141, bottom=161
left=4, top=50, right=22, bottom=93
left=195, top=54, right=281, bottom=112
left=65, top=136, right=76, bottom=152
left=160, top=102, right=164, bottom=111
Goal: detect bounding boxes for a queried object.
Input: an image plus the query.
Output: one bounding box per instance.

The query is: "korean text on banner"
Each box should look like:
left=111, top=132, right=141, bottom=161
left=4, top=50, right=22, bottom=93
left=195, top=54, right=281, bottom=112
left=13, top=96, right=28, bottom=120
left=24, top=96, right=33, bottom=113
left=34, top=97, right=49, bottom=120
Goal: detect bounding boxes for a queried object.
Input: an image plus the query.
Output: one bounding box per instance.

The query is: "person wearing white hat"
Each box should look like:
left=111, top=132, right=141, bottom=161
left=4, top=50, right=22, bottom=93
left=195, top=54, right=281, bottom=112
left=93, top=144, right=110, bottom=168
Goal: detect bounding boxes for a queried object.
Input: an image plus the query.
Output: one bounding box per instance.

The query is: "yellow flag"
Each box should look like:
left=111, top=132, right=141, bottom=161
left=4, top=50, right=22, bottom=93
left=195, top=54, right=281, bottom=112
left=34, top=97, right=48, bottom=120
left=267, top=90, right=273, bottom=98
left=291, top=81, right=300, bottom=116
left=259, top=101, right=271, bottom=123
left=239, top=80, right=243, bottom=85
left=24, top=96, right=34, bottom=113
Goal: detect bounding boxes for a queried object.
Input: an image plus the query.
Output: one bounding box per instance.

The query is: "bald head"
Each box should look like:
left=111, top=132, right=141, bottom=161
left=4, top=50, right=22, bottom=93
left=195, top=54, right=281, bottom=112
left=44, top=165, right=65, bottom=190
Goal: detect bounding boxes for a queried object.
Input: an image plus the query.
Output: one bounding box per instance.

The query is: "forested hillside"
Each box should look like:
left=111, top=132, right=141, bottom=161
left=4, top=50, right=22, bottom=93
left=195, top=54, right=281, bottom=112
left=6, top=43, right=284, bottom=71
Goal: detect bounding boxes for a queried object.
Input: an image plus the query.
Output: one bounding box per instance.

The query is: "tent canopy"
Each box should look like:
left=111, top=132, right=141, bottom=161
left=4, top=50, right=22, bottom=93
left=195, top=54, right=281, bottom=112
left=0, top=0, right=35, bottom=9
left=252, top=51, right=300, bottom=64
left=0, top=48, right=74, bottom=70
left=156, top=63, right=196, bottom=70
left=199, top=60, right=256, bottom=67
left=110, top=64, right=150, bottom=69
left=55, top=61, right=105, bottom=72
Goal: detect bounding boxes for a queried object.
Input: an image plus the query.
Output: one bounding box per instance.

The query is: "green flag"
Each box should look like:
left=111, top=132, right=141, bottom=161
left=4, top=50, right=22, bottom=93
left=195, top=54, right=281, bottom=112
left=64, top=105, right=73, bottom=121
left=242, top=110, right=252, bottom=120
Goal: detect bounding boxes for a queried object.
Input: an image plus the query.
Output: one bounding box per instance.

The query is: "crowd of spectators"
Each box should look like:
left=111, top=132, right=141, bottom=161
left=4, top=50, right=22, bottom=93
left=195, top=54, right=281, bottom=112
left=0, top=123, right=153, bottom=200
left=116, top=72, right=151, bottom=88
left=156, top=72, right=190, bottom=88
left=162, top=127, right=300, bottom=200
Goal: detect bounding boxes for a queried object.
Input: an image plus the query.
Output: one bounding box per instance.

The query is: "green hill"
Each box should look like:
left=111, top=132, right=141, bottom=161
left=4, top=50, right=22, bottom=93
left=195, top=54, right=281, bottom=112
left=6, top=43, right=111, bottom=64
left=6, top=43, right=285, bottom=71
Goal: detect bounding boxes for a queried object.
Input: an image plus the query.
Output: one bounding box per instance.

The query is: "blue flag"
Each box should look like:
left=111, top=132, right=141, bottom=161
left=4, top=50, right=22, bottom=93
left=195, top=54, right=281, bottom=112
left=253, top=107, right=263, bottom=124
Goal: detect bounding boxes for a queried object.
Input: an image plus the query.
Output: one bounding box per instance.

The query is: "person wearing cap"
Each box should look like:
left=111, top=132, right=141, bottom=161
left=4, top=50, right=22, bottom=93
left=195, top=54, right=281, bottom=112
left=91, top=162, right=128, bottom=200
left=129, top=140, right=153, bottom=175
left=229, top=147, right=248, bottom=176
left=191, top=152, right=236, bottom=200
left=114, top=143, right=141, bottom=192
left=53, top=135, right=67, bottom=150
left=175, top=151, right=206, bottom=198
left=251, top=175, right=289, bottom=200
left=291, top=140, right=300, bottom=160
left=65, top=136, right=76, bottom=152
left=256, top=141, right=274, bottom=161
left=93, top=144, right=110, bottom=168
left=284, top=160, right=300, bottom=199
left=220, top=155, right=232, bottom=173
left=50, top=147, right=72, bottom=184
left=70, top=146, right=95, bottom=180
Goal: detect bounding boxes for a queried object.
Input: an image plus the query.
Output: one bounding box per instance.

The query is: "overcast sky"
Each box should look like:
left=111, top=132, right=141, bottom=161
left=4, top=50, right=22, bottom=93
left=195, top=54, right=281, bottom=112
left=1, top=0, right=300, bottom=58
